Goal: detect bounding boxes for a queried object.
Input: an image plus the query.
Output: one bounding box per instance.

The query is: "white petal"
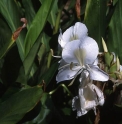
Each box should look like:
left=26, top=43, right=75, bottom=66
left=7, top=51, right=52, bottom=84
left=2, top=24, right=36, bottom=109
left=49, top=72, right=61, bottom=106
left=62, top=40, right=81, bottom=64
left=79, top=88, right=86, bottom=108
left=58, top=29, right=67, bottom=48
left=56, top=65, right=80, bottom=83
left=80, top=84, right=98, bottom=109
left=62, top=22, right=88, bottom=47
left=72, top=83, right=104, bottom=117
left=72, top=96, right=88, bottom=117
left=79, top=71, right=89, bottom=87
left=91, top=84, right=104, bottom=106
left=73, top=22, right=88, bottom=41
left=62, top=37, right=99, bottom=65
left=58, top=59, right=68, bottom=70
left=93, top=58, right=98, bottom=65
left=89, top=65, right=109, bottom=81
left=79, top=37, right=99, bottom=64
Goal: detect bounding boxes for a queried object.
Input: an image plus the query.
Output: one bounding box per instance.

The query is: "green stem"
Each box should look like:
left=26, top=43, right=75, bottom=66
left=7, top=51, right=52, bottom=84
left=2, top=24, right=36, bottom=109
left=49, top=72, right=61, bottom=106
left=53, top=6, right=63, bottom=35
left=49, top=84, right=73, bottom=97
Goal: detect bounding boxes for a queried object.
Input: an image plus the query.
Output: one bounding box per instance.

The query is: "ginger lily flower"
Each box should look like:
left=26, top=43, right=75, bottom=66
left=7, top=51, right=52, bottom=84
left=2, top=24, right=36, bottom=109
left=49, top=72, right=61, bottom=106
left=56, top=37, right=109, bottom=83
left=58, top=22, right=88, bottom=48
left=72, top=73, right=104, bottom=117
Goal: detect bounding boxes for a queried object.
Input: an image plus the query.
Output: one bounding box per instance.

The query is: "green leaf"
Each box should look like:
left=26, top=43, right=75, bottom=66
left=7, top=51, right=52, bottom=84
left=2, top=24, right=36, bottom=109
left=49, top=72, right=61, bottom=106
left=0, top=0, right=25, bottom=61
left=0, top=18, right=12, bottom=59
left=40, top=33, right=50, bottom=52
left=113, top=0, right=119, bottom=5
left=0, top=86, right=43, bottom=124
left=109, top=62, right=117, bottom=73
left=38, top=62, right=59, bottom=87
left=61, top=107, right=71, bottom=116
left=47, top=0, right=58, bottom=27
left=24, top=0, right=54, bottom=57
left=39, top=0, right=58, bottom=27
left=0, top=18, right=26, bottom=59
left=23, top=93, right=54, bottom=124
left=84, top=0, right=107, bottom=50
left=109, top=73, right=116, bottom=79
left=38, top=44, right=46, bottom=64
left=23, top=34, right=42, bottom=76
left=22, top=0, right=36, bottom=28
left=104, top=89, right=113, bottom=96
left=107, top=0, right=122, bottom=63
left=16, top=66, right=28, bottom=85
left=104, top=52, right=114, bottom=67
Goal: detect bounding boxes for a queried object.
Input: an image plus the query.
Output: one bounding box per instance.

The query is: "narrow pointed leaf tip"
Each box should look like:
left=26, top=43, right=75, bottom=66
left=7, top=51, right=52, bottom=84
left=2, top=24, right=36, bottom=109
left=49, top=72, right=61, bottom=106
left=12, top=18, right=27, bottom=41
left=102, top=38, right=108, bottom=52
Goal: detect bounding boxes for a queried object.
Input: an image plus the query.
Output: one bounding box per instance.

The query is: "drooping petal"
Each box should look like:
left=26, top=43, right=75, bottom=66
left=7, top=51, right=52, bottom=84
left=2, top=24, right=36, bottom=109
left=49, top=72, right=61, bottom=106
left=62, top=37, right=99, bottom=65
left=80, top=83, right=98, bottom=110
left=56, top=65, right=81, bottom=83
left=92, top=84, right=104, bottom=106
left=79, top=70, right=89, bottom=87
left=72, top=96, right=88, bottom=117
left=88, top=65, right=109, bottom=81
left=72, top=83, right=103, bottom=117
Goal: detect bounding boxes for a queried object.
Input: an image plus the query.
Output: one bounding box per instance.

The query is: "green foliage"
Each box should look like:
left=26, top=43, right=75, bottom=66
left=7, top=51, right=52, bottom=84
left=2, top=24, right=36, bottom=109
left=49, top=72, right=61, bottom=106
left=104, top=52, right=114, bottom=67
left=0, top=0, right=25, bottom=60
left=0, top=86, right=43, bottom=124
left=107, top=0, right=122, bottom=62
left=84, top=0, right=107, bottom=50
left=24, top=0, right=54, bottom=57
left=0, top=0, right=122, bottom=123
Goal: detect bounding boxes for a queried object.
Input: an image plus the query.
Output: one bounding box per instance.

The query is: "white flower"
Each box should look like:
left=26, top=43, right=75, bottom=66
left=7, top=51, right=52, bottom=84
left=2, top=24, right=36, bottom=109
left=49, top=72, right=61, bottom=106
left=72, top=73, right=104, bottom=117
left=56, top=22, right=109, bottom=117
left=58, top=22, right=88, bottom=48
left=56, top=37, right=109, bottom=83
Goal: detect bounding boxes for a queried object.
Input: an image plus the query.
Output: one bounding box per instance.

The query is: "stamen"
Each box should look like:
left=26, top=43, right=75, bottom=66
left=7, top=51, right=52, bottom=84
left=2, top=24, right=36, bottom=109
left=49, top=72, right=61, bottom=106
left=50, top=49, right=61, bottom=58
left=69, top=62, right=80, bottom=71
left=58, top=63, right=71, bottom=70
left=70, top=62, right=74, bottom=70
left=85, top=64, right=92, bottom=72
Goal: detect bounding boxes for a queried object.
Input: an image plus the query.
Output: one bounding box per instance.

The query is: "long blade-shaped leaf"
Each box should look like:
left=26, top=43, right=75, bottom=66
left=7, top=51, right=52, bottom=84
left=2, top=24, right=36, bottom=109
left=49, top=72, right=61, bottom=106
left=0, top=18, right=26, bottom=59
left=39, top=0, right=58, bottom=27
left=23, top=34, right=42, bottom=76
left=22, top=0, right=36, bottom=28
left=84, top=0, right=107, bottom=50
left=24, top=0, right=54, bottom=57
left=38, top=62, right=59, bottom=87
left=0, top=0, right=25, bottom=61
left=107, top=0, right=122, bottom=62
left=0, top=86, right=43, bottom=124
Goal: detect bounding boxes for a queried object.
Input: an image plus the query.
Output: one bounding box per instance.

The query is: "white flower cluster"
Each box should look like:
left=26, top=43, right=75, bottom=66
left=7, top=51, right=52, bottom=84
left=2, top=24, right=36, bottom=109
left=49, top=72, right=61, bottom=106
left=56, top=22, right=109, bottom=117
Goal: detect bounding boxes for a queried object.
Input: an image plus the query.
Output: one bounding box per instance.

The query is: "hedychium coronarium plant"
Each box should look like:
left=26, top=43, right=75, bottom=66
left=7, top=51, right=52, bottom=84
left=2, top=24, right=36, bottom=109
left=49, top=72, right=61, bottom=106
left=51, top=22, right=109, bottom=117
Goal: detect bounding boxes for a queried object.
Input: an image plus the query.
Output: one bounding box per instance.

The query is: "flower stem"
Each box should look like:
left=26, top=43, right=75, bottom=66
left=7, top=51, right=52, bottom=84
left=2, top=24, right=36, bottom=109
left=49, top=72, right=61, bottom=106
left=49, top=84, right=73, bottom=97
